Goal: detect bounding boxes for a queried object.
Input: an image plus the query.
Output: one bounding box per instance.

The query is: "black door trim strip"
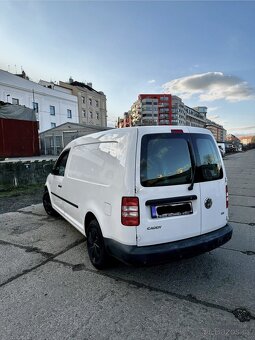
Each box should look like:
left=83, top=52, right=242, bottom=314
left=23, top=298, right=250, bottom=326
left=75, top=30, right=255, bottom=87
left=145, top=195, right=197, bottom=206
left=51, top=192, right=78, bottom=209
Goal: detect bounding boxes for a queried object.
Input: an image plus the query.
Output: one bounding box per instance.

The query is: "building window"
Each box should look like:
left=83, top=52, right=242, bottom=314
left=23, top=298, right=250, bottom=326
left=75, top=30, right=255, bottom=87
left=82, top=109, right=86, bottom=117
left=81, top=96, right=85, bottom=104
left=95, top=100, right=99, bottom=107
left=90, top=111, right=93, bottom=119
left=89, top=98, right=92, bottom=106
left=33, top=102, right=39, bottom=113
left=50, top=105, right=55, bottom=115
left=96, top=112, right=99, bottom=120
left=12, top=98, right=19, bottom=105
left=51, top=122, right=56, bottom=128
left=67, top=109, right=72, bottom=118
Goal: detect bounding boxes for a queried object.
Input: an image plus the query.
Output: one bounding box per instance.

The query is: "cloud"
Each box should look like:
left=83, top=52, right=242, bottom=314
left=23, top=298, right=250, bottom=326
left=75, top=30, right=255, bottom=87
left=227, top=125, right=255, bottom=136
left=228, top=125, right=255, bottom=131
left=162, top=72, right=255, bottom=102
left=207, top=106, right=219, bottom=113
left=208, top=114, right=220, bottom=120
left=147, top=79, right=156, bottom=84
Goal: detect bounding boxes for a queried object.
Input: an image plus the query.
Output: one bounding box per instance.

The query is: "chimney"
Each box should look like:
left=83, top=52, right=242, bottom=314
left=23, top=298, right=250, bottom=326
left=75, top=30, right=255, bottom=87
left=69, top=76, right=73, bottom=84
left=87, top=82, right=92, bottom=88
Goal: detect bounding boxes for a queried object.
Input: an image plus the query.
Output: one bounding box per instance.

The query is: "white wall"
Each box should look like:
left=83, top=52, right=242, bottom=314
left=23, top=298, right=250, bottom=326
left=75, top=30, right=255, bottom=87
left=0, top=70, right=79, bottom=132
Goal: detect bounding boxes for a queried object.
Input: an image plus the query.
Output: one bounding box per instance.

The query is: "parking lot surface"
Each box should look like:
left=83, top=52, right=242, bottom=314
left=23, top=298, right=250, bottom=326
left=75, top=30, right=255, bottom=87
left=0, top=150, right=254, bottom=339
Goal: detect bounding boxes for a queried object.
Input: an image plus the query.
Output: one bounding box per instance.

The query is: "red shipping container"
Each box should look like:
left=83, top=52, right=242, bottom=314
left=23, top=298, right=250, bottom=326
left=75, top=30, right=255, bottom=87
left=0, top=118, right=39, bottom=157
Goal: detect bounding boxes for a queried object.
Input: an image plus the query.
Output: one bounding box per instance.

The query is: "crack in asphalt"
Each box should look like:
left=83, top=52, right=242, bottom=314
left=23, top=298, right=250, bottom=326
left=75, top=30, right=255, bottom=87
left=0, top=239, right=53, bottom=258
left=17, top=211, right=46, bottom=217
left=0, top=238, right=85, bottom=288
left=49, top=258, right=255, bottom=323
left=220, top=246, right=255, bottom=255
left=231, top=204, right=255, bottom=209
left=229, top=194, right=255, bottom=198
left=228, top=220, right=254, bottom=226
left=0, top=238, right=254, bottom=323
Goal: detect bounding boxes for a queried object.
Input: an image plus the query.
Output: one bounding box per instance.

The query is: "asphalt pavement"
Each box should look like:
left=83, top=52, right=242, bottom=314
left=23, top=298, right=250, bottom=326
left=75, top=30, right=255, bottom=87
left=0, top=150, right=254, bottom=339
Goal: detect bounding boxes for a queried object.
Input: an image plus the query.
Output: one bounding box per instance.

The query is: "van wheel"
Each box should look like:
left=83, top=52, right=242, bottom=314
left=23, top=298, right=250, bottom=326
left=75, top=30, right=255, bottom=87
left=43, top=190, right=59, bottom=217
left=87, top=220, right=110, bottom=270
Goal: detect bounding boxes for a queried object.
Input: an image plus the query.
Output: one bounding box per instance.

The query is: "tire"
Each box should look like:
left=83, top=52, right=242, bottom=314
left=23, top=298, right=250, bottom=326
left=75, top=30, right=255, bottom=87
left=87, top=220, right=110, bottom=269
left=43, top=190, right=59, bottom=217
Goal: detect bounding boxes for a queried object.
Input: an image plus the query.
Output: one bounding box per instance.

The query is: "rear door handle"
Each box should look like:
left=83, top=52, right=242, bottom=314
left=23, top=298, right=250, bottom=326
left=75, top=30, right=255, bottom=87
left=58, top=185, right=62, bottom=188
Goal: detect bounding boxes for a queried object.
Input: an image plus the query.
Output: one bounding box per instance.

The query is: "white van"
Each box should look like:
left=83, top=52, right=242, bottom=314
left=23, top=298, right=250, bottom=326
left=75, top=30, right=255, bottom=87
left=217, top=142, right=226, bottom=157
left=43, top=126, right=232, bottom=269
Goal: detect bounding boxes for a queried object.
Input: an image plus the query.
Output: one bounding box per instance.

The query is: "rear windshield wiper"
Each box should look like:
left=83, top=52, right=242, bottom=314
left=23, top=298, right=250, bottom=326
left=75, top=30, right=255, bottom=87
left=142, top=176, right=167, bottom=186
left=188, top=141, right=196, bottom=191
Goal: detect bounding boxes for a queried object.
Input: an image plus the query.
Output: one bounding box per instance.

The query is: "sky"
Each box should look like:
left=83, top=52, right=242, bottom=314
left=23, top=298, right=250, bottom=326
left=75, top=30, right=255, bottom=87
left=0, top=0, right=255, bottom=135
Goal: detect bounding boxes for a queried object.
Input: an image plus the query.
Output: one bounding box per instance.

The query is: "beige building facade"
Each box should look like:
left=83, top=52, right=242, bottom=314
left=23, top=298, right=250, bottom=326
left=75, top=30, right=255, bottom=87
left=205, top=119, right=226, bottom=142
left=59, top=80, right=107, bottom=127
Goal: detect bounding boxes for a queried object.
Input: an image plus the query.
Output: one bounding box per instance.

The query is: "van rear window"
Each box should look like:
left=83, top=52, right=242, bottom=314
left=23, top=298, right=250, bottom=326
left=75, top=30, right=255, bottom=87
left=191, top=134, right=223, bottom=182
left=140, top=134, right=192, bottom=187
left=140, top=133, right=223, bottom=187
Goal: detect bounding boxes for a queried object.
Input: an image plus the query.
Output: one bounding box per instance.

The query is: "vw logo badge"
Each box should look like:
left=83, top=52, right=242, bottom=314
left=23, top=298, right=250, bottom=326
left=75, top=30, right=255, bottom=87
left=205, top=198, right=213, bottom=209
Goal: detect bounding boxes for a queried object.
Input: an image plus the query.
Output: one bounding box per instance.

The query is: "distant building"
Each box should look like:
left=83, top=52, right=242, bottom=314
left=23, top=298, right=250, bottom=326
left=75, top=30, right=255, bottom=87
left=205, top=119, right=226, bottom=142
left=40, top=122, right=112, bottom=155
left=0, top=69, right=79, bottom=132
left=239, top=136, right=254, bottom=145
left=117, top=112, right=132, bottom=128
left=59, top=79, right=107, bottom=127
left=117, top=94, right=206, bottom=128
left=226, top=134, right=240, bottom=143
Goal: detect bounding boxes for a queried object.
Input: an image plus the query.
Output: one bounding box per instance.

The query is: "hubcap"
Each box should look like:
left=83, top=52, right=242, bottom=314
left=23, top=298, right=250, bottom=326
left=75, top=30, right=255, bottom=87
left=88, top=229, right=101, bottom=263
left=43, top=194, right=52, bottom=213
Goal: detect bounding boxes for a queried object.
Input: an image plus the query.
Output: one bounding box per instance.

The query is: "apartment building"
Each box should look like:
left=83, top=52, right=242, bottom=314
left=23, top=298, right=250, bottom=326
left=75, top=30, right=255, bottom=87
left=0, top=69, right=79, bottom=132
left=118, top=94, right=206, bottom=128
left=205, top=119, right=227, bottom=142
left=59, top=79, right=107, bottom=127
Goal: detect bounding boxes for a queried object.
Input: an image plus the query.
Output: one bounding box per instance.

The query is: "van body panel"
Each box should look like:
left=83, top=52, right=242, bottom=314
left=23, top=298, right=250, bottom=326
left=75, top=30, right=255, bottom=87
left=200, top=179, right=227, bottom=233
left=52, top=128, right=138, bottom=246
left=136, top=183, right=202, bottom=246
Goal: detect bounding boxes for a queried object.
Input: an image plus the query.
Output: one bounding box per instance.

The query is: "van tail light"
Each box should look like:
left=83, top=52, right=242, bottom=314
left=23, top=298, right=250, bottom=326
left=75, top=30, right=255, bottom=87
left=226, top=185, right=229, bottom=208
left=121, top=197, right=140, bottom=226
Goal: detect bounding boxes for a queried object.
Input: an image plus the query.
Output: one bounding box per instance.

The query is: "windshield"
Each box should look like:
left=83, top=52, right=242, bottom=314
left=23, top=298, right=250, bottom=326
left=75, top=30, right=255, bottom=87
left=140, top=133, right=223, bottom=187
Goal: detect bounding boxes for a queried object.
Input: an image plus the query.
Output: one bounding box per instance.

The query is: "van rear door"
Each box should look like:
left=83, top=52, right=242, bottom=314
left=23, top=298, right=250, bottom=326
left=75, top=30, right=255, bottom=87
left=136, top=131, right=201, bottom=247
left=191, top=133, right=227, bottom=234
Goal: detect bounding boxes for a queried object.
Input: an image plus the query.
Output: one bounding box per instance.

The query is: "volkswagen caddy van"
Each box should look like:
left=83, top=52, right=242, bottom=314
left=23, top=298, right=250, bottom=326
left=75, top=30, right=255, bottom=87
left=43, top=126, right=232, bottom=269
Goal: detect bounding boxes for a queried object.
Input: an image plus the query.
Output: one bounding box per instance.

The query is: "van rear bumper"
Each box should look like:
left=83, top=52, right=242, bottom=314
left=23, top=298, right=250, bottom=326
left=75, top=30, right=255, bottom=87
left=105, top=224, right=233, bottom=266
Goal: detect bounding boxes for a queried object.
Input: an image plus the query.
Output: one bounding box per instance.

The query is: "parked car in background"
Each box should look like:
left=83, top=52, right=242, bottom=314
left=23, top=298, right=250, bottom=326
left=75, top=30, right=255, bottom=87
left=217, top=142, right=226, bottom=157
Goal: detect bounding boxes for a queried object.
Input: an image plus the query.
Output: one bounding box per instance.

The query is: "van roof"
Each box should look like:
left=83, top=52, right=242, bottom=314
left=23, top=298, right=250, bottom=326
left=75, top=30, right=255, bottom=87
left=64, top=125, right=213, bottom=150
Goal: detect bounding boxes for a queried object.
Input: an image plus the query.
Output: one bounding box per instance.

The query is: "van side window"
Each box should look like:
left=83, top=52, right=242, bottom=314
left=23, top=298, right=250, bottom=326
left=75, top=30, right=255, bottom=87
left=53, top=150, right=70, bottom=176
left=193, top=135, right=223, bottom=181
left=140, top=134, right=192, bottom=187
